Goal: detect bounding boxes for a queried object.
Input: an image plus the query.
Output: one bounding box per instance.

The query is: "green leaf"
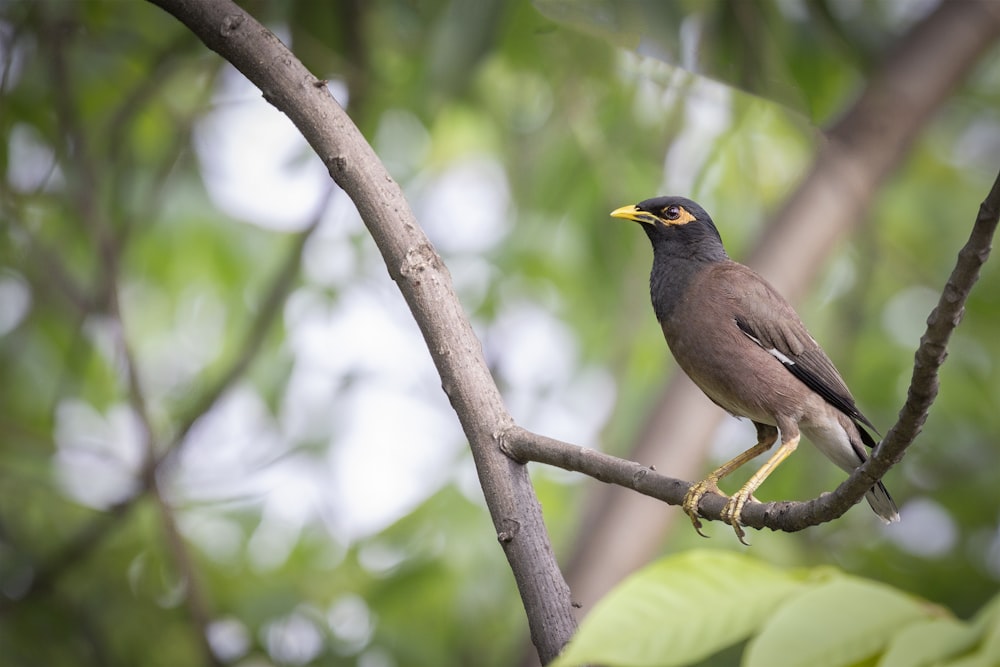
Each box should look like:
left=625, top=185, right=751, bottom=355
left=744, top=576, right=934, bottom=667
left=970, top=590, right=1000, bottom=636
left=553, top=550, right=811, bottom=667
left=942, top=593, right=1000, bottom=667
left=879, top=617, right=975, bottom=667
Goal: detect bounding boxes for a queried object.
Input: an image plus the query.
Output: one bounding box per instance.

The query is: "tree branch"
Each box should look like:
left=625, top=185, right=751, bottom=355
left=151, top=484, right=222, bottom=666
left=826, top=167, right=1000, bottom=519
left=0, top=497, right=138, bottom=617
left=503, top=165, right=1000, bottom=532
left=146, top=0, right=576, bottom=661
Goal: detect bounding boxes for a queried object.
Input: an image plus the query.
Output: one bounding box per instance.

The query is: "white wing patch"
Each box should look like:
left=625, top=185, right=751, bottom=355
left=766, top=346, right=795, bottom=366
left=740, top=328, right=796, bottom=366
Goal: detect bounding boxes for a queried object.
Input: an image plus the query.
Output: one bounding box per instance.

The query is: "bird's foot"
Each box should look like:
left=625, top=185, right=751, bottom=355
left=682, top=479, right=725, bottom=538
left=720, top=490, right=758, bottom=546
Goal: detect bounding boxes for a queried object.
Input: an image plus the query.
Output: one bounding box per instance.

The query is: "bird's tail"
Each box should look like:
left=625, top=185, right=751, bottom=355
left=865, top=480, right=900, bottom=523
left=854, top=423, right=900, bottom=523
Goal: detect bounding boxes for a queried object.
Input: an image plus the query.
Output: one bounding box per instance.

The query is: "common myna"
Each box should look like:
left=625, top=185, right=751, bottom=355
left=611, top=196, right=899, bottom=542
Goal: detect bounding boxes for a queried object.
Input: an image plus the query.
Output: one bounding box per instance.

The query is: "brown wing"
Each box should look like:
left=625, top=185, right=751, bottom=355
left=721, top=264, right=879, bottom=438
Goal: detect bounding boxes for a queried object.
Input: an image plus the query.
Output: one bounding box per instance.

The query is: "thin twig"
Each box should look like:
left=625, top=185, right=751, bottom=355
left=151, top=484, right=223, bottom=666
left=823, top=168, right=1000, bottom=523
left=0, top=498, right=138, bottom=616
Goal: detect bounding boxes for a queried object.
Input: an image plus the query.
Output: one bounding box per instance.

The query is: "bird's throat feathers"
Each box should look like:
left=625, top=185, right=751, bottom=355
left=645, top=221, right=729, bottom=322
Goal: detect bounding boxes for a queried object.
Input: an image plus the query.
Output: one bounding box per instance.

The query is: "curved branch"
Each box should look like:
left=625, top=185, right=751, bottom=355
left=146, top=0, right=576, bottom=662
left=503, top=166, right=1000, bottom=532
left=825, top=168, right=1000, bottom=520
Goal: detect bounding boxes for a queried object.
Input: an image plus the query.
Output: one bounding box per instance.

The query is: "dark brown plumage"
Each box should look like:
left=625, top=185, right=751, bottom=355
left=612, top=196, right=898, bottom=542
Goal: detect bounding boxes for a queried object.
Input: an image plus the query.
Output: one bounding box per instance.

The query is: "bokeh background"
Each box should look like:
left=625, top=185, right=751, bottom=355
left=1, top=1, right=999, bottom=665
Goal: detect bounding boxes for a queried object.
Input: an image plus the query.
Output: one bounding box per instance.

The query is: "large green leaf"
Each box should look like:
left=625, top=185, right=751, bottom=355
left=553, top=550, right=811, bottom=667
left=942, top=593, right=1000, bottom=667
left=744, top=576, right=935, bottom=667
left=878, top=617, right=978, bottom=667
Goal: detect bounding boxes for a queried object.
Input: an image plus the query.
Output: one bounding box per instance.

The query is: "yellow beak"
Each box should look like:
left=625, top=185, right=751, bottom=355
left=610, top=204, right=658, bottom=225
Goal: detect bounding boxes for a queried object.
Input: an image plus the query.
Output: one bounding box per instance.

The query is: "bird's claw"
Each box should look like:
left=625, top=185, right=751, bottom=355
left=682, top=479, right=724, bottom=539
left=721, top=497, right=749, bottom=545
left=684, top=479, right=757, bottom=545
left=721, top=491, right=759, bottom=546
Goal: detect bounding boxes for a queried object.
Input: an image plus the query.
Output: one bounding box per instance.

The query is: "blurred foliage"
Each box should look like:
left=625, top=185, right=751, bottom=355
left=1, top=0, right=999, bottom=666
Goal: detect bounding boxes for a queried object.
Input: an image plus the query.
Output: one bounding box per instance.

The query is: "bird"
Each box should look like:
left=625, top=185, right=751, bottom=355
left=611, top=195, right=899, bottom=543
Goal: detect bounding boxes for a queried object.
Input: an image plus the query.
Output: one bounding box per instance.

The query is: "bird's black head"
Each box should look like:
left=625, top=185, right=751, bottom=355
left=610, top=196, right=728, bottom=263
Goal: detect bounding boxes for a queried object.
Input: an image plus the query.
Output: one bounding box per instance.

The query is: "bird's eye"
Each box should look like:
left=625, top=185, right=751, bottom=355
left=663, top=205, right=681, bottom=220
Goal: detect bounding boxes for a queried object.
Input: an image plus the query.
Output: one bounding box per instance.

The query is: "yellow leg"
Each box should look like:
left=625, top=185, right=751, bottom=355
left=682, top=424, right=778, bottom=538
left=722, top=434, right=800, bottom=544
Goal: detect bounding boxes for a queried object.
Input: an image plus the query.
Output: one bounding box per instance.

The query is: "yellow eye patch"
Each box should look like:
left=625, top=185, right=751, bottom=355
left=661, top=205, right=696, bottom=225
